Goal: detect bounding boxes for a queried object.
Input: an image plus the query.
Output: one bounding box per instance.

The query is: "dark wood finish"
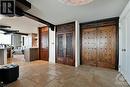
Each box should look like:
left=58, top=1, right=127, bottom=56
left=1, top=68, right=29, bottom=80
left=80, top=17, right=119, bottom=29
left=23, top=12, right=55, bottom=31
left=7, top=48, right=11, bottom=58
left=82, top=28, right=97, bottom=66
left=56, top=22, right=75, bottom=66
left=97, top=25, right=116, bottom=69
left=24, top=48, right=39, bottom=62
left=80, top=17, right=119, bottom=69
left=16, top=0, right=31, bottom=11
left=1, top=0, right=55, bottom=30
left=39, top=26, right=49, bottom=61
left=115, top=20, right=119, bottom=70
left=30, top=48, right=39, bottom=61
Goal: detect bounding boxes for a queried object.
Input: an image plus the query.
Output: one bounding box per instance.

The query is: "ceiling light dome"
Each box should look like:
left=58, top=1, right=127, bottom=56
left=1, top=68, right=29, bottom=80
left=0, top=15, right=4, bottom=20
left=58, top=0, right=93, bottom=6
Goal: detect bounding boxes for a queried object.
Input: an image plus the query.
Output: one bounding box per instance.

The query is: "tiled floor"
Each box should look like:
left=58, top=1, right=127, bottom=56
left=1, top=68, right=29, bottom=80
left=8, top=54, right=25, bottom=64
left=7, top=60, right=129, bottom=87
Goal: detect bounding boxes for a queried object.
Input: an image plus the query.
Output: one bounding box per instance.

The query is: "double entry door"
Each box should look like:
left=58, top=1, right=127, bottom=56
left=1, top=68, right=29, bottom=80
left=56, top=32, right=75, bottom=66
left=82, top=25, right=116, bottom=69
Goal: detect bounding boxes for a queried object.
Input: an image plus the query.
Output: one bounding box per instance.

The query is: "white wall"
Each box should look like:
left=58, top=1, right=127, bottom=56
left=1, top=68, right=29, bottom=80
left=0, top=34, right=11, bottom=44
left=119, top=0, right=130, bottom=84
left=0, top=16, right=45, bottom=33
left=49, top=27, right=55, bottom=64
left=126, top=12, right=130, bottom=84
left=75, top=21, right=80, bottom=67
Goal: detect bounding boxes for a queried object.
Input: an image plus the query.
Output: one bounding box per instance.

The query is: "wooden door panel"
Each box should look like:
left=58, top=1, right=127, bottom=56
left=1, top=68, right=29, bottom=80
left=66, top=32, right=75, bottom=66
left=40, top=51, right=48, bottom=60
left=97, top=26, right=116, bottom=69
left=56, top=22, right=75, bottom=66
left=39, top=27, right=49, bottom=61
left=82, top=28, right=97, bottom=66
left=66, top=33, right=73, bottom=58
left=81, top=25, right=116, bottom=69
left=56, top=34, right=65, bottom=64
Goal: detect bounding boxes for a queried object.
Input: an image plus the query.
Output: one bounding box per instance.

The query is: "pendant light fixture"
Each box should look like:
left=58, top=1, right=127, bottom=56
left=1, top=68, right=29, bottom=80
left=58, top=0, right=93, bottom=6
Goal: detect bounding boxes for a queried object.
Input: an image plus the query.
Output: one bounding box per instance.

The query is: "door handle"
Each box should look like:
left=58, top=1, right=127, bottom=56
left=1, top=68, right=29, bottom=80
left=122, top=49, right=126, bottom=52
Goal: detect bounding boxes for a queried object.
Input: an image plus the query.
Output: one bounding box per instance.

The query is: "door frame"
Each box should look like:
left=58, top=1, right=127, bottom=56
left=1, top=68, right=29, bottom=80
left=38, top=26, right=49, bottom=61
left=55, top=22, right=75, bottom=66
left=80, top=17, right=119, bottom=70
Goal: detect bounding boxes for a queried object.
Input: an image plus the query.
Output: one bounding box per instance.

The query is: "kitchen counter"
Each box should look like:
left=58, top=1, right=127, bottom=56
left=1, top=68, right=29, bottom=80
left=24, top=48, right=39, bottom=62
left=0, top=49, right=7, bottom=65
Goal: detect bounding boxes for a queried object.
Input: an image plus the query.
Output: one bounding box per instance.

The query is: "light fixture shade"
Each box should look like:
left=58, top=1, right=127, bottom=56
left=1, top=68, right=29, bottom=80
left=58, top=0, right=93, bottom=6
left=0, top=15, right=5, bottom=20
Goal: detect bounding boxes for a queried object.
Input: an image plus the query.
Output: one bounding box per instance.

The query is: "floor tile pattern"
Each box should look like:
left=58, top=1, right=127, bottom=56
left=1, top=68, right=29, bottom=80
left=6, top=61, right=129, bottom=87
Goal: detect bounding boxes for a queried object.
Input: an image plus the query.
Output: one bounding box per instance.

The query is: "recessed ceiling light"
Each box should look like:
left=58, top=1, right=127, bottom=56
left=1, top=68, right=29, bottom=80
left=58, top=0, right=93, bottom=6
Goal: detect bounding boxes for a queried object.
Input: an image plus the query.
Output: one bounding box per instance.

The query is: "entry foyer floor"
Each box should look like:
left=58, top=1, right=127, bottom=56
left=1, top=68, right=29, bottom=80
left=7, top=60, right=129, bottom=87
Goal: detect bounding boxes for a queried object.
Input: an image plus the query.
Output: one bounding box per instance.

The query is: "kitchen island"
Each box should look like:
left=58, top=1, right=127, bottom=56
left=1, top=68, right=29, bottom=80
left=24, top=48, right=39, bottom=62
left=0, top=49, right=7, bottom=65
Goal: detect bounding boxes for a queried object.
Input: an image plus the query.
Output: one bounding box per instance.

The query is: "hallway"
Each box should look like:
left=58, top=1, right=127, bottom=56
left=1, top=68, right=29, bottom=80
left=7, top=61, right=129, bottom=87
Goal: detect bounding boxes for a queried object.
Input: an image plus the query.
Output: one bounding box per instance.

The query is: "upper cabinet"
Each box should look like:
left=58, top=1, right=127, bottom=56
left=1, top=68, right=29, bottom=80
left=24, top=33, right=38, bottom=48
left=31, top=33, right=38, bottom=48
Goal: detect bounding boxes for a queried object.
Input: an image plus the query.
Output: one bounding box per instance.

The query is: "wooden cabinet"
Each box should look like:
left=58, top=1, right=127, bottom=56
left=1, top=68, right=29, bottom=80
left=56, top=22, right=75, bottom=66
left=24, top=48, right=39, bottom=62
left=39, top=26, right=49, bottom=61
left=23, top=33, right=38, bottom=48
left=32, top=33, right=38, bottom=47
left=7, top=48, right=12, bottom=58
left=81, top=18, right=119, bottom=69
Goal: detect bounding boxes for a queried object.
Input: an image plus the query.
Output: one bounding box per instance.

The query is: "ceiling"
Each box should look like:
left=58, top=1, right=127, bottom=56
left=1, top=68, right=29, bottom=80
left=27, top=0, right=129, bottom=25
left=0, top=16, right=45, bottom=33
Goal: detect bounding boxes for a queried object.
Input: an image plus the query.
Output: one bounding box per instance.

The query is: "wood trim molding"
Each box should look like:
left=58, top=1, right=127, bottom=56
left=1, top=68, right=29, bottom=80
left=80, top=17, right=119, bottom=29
left=23, top=11, right=55, bottom=31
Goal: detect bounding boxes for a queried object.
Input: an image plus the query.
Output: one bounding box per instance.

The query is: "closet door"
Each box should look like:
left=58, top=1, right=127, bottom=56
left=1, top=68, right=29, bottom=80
left=81, top=25, right=117, bottom=69
left=97, top=25, right=116, bottom=69
left=119, top=19, right=127, bottom=78
left=56, top=33, right=65, bottom=64
left=66, top=32, right=75, bottom=66
left=56, top=22, right=75, bottom=66
left=126, top=13, right=130, bottom=83
left=56, top=32, right=75, bottom=66
left=82, top=28, right=97, bottom=66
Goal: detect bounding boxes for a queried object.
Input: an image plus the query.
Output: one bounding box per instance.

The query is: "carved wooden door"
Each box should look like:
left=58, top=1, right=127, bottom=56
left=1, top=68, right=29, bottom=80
left=97, top=25, right=116, bottom=69
left=56, top=22, right=75, bottom=66
left=66, top=32, right=75, bottom=66
left=82, top=25, right=116, bottom=69
left=56, top=33, right=65, bottom=64
left=56, top=32, right=75, bottom=66
left=82, top=28, right=97, bottom=66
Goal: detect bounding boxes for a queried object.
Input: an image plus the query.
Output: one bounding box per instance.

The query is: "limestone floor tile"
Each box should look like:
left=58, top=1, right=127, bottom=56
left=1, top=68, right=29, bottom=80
left=7, top=78, right=38, bottom=87
left=6, top=60, right=129, bottom=87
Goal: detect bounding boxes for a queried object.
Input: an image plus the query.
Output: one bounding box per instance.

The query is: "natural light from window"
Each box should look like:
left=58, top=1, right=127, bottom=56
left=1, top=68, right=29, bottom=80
left=0, top=34, right=11, bottom=44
